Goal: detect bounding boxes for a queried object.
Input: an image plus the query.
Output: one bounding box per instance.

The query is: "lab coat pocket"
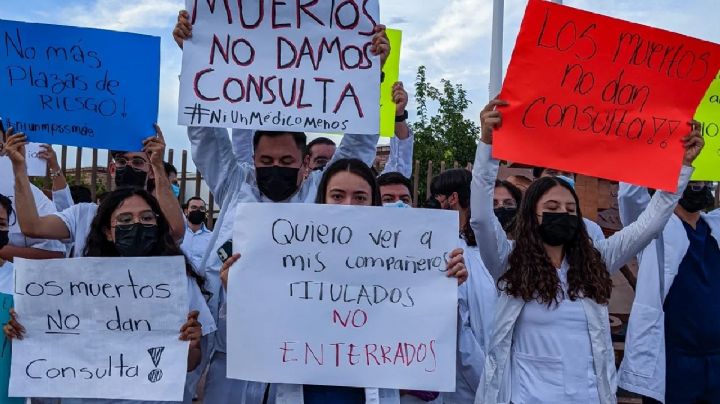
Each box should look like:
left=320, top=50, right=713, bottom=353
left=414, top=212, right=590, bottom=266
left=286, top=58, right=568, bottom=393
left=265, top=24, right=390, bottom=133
left=624, top=303, right=662, bottom=378
left=512, top=351, right=565, bottom=402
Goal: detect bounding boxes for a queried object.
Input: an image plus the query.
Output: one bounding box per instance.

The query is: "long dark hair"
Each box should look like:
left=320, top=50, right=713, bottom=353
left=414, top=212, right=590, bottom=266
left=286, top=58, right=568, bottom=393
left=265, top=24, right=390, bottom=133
left=430, top=169, right=476, bottom=247
left=83, top=188, right=204, bottom=287
left=500, top=177, right=612, bottom=306
left=0, top=194, right=14, bottom=226
left=315, top=158, right=381, bottom=206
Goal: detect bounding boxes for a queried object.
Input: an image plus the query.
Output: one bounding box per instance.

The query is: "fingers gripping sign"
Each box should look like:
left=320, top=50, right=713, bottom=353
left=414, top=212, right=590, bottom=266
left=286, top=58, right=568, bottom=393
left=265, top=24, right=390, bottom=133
left=480, top=99, right=509, bottom=145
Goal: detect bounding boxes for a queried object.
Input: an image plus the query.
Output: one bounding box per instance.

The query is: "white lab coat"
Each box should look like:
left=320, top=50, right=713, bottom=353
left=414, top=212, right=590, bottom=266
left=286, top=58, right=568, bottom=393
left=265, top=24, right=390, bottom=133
left=441, top=241, right=497, bottom=404
left=469, top=142, right=691, bottom=404
left=616, top=183, right=720, bottom=402
left=188, top=126, right=401, bottom=403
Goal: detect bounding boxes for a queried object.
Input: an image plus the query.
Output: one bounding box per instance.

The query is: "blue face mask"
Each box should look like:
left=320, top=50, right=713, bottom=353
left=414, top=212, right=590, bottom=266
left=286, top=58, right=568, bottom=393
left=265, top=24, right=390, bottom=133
left=556, top=175, right=575, bottom=189
left=171, top=184, right=180, bottom=198
left=383, top=201, right=411, bottom=209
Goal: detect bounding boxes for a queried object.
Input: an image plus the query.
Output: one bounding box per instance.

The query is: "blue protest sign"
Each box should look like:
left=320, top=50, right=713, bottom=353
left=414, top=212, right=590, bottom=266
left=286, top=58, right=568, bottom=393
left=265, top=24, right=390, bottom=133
left=1, top=293, right=23, bottom=403
left=0, top=20, right=160, bottom=151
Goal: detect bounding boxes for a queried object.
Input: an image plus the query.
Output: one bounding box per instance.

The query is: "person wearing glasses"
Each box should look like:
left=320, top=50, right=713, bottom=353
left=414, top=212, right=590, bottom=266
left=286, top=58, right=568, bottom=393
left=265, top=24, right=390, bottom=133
left=180, top=196, right=212, bottom=275
left=618, top=176, right=720, bottom=403
left=4, top=188, right=216, bottom=404
left=1, top=125, right=185, bottom=258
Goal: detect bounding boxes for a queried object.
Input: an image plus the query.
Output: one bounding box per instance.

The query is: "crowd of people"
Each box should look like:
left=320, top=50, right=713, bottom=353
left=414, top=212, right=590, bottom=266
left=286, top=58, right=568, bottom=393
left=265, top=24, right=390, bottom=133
left=0, top=11, right=717, bottom=404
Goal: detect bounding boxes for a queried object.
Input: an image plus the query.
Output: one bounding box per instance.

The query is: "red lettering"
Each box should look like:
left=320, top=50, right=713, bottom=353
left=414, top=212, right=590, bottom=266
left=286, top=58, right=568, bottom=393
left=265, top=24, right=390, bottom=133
left=304, top=342, right=323, bottom=365
left=272, top=0, right=292, bottom=28
left=333, top=83, right=364, bottom=118
left=380, top=344, right=392, bottom=364
left=194, top=69, right=220, bottom=101
left=365, top=343, right=380, bottom=365
left=296, top=0, right=323, bottom=27
left=280, top=341, right=297, bottom=363
left=347, top=343, right=359, bottom=365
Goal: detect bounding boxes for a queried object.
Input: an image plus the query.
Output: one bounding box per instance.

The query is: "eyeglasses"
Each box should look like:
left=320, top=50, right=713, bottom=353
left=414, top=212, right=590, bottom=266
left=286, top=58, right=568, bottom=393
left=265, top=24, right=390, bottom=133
left=188, top=206, right=207, bottom=212
left=494, top=199, right=518, bottom=209
left=115, top=157, right=149, bottom=169
left=112, top=211, right=158, bottom=227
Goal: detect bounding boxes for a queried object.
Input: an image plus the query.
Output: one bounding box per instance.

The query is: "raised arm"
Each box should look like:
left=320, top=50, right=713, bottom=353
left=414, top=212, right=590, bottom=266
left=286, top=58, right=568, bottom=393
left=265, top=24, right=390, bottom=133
left=188, top=126, right=249, bottom=206
left=600, top=124, right=703, bottom=273
left=381, top=130, right=414, bottom=178
left=617, top=182, right=652, bottom=227
left=469, top=100, right=513, bottom=281
left=3, top=130, right=71, bottom=240
left=144, top=125, right=185, bottom=241
left=231, top=129, right=254, bottom=165
left=37, top=144, right=74, bottom=211
left=381, top=82, right=413, bottom=177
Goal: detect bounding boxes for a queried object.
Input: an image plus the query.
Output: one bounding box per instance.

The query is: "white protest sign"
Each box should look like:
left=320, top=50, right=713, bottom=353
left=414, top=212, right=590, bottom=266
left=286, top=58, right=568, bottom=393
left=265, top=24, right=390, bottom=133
left=178, top=0, right=381, bottom=135
left=9, top=257, right=189, bottom=401
left=0, top=143, right=47, bottom=178
left=228, top=203, right=458, bottom=391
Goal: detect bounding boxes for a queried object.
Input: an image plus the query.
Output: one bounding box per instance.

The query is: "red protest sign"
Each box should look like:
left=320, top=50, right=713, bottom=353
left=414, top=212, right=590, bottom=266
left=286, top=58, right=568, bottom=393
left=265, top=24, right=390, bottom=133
left=494, top=0, right=720, bottom=191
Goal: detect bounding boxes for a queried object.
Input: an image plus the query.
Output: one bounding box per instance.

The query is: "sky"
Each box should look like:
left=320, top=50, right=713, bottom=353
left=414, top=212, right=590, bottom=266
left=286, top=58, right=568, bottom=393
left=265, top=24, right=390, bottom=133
left=3, top=0, right=719, bottom=170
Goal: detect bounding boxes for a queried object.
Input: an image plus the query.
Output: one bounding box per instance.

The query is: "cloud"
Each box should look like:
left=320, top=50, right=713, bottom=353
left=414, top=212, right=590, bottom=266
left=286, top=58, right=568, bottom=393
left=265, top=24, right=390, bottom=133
left=387, top=16, right=410, bottom=25
left=59, top=0, right=183, bottom=32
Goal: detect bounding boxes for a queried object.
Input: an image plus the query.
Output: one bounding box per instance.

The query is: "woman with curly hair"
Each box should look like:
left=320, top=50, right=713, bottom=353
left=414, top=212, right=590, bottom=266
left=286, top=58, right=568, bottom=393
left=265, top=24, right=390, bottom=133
left=469, top=100, right=704, bottom=404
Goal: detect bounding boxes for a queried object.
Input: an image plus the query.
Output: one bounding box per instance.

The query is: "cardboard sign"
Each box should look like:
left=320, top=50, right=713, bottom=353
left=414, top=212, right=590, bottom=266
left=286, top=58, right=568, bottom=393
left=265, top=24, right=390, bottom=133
left=0, top=143, right=47, bottom=177
left=0, top=19, right=160, bottom=151
left=1, top=293, right=23, bottom=404
left=380, top=29, right=402, bottom=138
left=494, top=0, right=720, bottom=191
left=9, top=257, right=189, bottom=401
left=692, top=71, right=720, bottom=180
left=178, top=0, right=381, bottom=135
left=228, top=203, right=458, bottom=391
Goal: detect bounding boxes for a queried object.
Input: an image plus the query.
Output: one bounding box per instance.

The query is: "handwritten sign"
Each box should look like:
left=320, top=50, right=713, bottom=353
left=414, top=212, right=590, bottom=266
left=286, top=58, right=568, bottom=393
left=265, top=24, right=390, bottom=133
left=693, top=71, right=720, bottom=180
left=380, top=29, right=402, bottom=138
left=494, top=0, right=720, bottom=191
left=0, top=19, right=160, bottom=151
left=0, top=142, right=46, bottom=177
left=9, top=257, right=189, bottom=401
left=178, top=0, right=381, bottom=135
left=228, top=203, right=458, bottom=391
left=1, top=293, right=23, bottom=404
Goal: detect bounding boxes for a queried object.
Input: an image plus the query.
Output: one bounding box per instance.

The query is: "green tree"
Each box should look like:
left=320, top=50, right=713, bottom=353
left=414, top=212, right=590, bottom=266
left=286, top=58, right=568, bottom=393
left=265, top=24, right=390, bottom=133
left=411, top=65, right=480, bottom=199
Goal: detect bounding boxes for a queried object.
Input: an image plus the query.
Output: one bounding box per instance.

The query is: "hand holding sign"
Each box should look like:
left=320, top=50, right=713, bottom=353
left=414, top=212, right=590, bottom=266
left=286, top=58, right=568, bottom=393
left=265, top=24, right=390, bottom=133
left=480, top=99, right=509, bottom=145
left=173, top=10, right=192, bottom=49
left=1, top=129, right=28, bottom=167
left=3, top=309, right=24, bottom=340
left=682, top=121, right=705, bottom=166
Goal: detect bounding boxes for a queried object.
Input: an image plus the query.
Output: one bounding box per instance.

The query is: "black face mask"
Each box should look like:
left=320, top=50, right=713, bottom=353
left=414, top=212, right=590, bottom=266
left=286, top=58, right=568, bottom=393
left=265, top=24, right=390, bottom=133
left=494, top=207, right=517, bottom=229
left=0, top=230, right=9, bottom=250
left=115, top=166, right=148, bottom=190
left=187, top=210, right=207, bottom=225
left=256, top=166, right=300, bottom=202
left=114, top=224, right=159, bottom=257
left=539, top=212, right=579, bottom=246
left=679, top=186, right=714, bottom=213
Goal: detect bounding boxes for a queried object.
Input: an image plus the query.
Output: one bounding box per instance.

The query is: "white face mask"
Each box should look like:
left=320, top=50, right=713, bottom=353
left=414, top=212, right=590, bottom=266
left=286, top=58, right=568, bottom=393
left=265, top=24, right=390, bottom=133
left=383, top=201, right=411, bottom=209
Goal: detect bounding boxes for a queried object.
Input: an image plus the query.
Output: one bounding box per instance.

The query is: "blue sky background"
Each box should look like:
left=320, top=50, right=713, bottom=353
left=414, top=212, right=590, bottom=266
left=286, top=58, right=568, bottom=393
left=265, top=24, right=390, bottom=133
left=3, top=0, right=719, bottom=168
